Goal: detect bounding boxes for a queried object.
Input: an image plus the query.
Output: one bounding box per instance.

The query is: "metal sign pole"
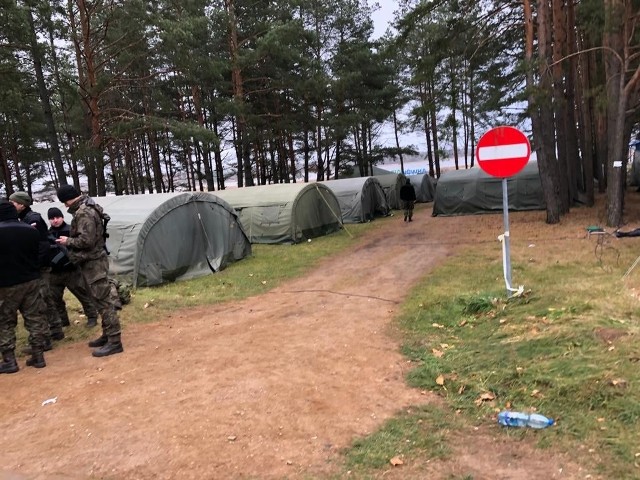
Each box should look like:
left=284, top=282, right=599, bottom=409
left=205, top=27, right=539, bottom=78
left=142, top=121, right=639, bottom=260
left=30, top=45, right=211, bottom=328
left=501, top=177, right=512, bottom=293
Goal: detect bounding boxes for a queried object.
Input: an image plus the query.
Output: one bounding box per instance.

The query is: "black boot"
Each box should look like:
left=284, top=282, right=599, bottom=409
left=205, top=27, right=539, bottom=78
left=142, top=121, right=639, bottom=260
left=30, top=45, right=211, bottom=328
left=22, top=339, right=52, bottom=355
left=88, top=335, right=108, bottom=348
left=26, top=351, right=46, bottom=368
left=51, top=331, right=65, bottom=341
left=61, top=316, right=70, bottom=327
left=0, top=351, right=19, bottom=374
left=87, top=318, right=98, bottom=328
left=92, top=335, right=123, bottom=357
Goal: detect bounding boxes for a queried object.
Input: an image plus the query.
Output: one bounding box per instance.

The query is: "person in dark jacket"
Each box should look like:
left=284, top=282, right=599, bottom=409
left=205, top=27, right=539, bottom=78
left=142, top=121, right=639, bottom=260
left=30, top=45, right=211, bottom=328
left=0, top=200, right=50, bottom=372
left=56, top=185, right=123, bottom=357
left=399, top=178, right=417, bottom=222
left=9, top=192, right=65, bottom=344
left=47, top=207, right=99, bottom=329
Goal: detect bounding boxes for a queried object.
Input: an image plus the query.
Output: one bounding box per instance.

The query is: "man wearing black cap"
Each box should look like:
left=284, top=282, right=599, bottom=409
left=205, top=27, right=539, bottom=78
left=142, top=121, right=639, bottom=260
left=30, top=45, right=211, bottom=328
left=56, top=185, right=124, bottom=357
left=47, top=207, right=99, bottom=329
left=0, top=200, right=50, bottom=372
left=9, top=191, right=65, bottom=344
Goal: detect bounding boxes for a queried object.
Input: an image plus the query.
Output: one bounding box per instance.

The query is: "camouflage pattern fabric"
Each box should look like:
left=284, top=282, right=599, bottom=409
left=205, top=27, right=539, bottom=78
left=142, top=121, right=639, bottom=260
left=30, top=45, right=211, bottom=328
left=66, top=196, right=108, bottom=265
left=403, top=200, right=415, bottom=220
left=49, top=269, right=98, bottom=325
left=0, top=279, right=49, bottom=352
left=81, top=257, right=121, bottom=336
left=40, top=269, right=64, bottom=336
left=66, top=196, right=121, bottom=337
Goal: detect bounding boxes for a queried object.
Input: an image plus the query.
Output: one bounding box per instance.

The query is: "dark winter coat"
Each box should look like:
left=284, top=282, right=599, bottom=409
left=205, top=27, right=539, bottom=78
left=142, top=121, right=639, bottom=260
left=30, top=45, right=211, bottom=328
left=18, top=207, right=50, bottom=268
left=0, top=218, right=41, bottom=287
left=400, top=183, right=417, bottom=202
left=49, top=222, right=74, bottom=272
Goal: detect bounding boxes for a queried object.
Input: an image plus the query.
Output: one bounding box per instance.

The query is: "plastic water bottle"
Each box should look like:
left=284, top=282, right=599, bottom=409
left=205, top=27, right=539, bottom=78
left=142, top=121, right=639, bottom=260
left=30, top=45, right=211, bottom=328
left=497, top=411, right=554, bottom=429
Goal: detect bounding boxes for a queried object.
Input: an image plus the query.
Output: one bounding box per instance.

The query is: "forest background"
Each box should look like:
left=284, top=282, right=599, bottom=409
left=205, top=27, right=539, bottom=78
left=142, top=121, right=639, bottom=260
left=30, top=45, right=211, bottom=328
left=1, top=0, right=639, bottom=226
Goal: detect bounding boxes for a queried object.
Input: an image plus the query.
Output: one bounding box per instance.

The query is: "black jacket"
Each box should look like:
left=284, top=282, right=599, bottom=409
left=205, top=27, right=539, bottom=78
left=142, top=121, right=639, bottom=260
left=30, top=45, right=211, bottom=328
left=400, top=183, right=417, bottom=202
left=48, top=222, right=74, bottom=272
left=18, top=207, right=50, bottom=268
left=0, top=219, right=41, bottom=287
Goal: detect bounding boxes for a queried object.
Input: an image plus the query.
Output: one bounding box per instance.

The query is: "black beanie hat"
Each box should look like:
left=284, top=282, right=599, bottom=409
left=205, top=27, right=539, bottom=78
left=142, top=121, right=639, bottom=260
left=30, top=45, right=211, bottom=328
left=57, top=185, right=80, bottom=203
left=0, top=200, right=18, bottom=221
left=48, top=207, right=64, bottom=219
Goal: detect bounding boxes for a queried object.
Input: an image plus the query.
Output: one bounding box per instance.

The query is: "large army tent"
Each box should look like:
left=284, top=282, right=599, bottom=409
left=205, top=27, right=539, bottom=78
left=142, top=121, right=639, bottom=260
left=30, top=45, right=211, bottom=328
left=214, top=183, right=343, bottom=244
left=432, top=161, right=545, bottom=216
left=373, top=173, right=407, bottom=209
left=407, top=174, right=436, bottom=203
left=321, top=177, right=390, bottom=223
left=31, top=192, right=251, bottom=287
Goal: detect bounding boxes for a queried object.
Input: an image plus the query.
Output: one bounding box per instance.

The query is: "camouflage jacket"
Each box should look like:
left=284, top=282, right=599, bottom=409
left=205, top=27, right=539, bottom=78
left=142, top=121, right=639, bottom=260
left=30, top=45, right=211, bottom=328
left=66, top=195, right=110, bottom=264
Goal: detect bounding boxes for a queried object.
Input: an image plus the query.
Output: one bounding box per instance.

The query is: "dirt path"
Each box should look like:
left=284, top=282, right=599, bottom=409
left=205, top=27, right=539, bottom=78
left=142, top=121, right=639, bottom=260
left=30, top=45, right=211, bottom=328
left=0, top=205, right=596, bottom=479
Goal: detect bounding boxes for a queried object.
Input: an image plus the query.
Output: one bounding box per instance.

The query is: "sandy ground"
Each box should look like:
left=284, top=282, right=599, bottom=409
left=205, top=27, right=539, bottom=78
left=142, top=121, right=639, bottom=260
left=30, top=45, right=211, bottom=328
left=0, top=203, right=601, bottom=480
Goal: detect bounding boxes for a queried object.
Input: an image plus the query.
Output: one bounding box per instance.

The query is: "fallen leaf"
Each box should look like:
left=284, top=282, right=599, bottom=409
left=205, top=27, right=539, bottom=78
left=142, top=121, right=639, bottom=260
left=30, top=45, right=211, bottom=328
left=530, top=389, right=542, bottom=397
left=610, top=378, right=628, bottom=388
left=479, top=392, right=495, bottom=401
left=389, top=456, right=404, bottom=466
left=608, top=345, right=616, bottom=351
left=432, top=349, right=444, bottom=358
left=435, top=375, right=445, bottom=386
left=261, top=281, right=267, bottom=285
left=440, top=343, right=450, bottom=349
left=432, top=323, right=445, bottom=329
left=458, top=384, right=466, bottom=395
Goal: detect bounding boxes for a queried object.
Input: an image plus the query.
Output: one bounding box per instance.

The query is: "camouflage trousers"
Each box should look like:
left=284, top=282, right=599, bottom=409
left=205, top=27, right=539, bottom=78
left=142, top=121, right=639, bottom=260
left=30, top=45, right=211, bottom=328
left=50, top=269, right=98, bottom=326
left=0, top=279, right=49, bottom=353
left=40, top=269, right=64, bottom=336
left=403, top=201, right=415, bottom=221
left=80, top=256, right=121, bottom=337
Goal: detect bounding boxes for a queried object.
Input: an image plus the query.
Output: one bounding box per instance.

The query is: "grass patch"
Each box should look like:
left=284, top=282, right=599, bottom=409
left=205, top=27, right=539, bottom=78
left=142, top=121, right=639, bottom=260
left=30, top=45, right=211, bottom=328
left=388, top=238, right=640, bottom=479
left=343, top=404, right=456, bottom=476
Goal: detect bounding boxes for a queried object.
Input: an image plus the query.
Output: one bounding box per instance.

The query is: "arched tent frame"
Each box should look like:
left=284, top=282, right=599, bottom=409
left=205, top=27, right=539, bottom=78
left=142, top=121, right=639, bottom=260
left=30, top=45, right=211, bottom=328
left=407, top=174, right=436, bottom=203
left=320, top=177, right=390, bottom=223
left=373, top=173, right=407, bottom=210
left=31, top=192, right=251, bottom=287
left=214, top=183, right=343, bottom=244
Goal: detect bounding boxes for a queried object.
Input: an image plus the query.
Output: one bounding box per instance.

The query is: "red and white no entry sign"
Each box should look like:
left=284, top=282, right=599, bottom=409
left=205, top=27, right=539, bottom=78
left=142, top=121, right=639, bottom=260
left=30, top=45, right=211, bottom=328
left=476, top=126, right=531, bottom=178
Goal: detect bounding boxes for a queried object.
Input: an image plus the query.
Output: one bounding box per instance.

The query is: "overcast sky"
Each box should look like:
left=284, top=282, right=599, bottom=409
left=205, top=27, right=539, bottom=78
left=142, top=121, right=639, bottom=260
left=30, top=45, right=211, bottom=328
left=371, top=1, right=397, bottom=39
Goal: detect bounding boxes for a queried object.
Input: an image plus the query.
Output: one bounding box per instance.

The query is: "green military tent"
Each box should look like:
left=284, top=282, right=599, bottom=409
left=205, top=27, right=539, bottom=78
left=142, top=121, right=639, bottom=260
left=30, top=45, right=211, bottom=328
left=31, top=192, right=252, bottom=287
left=432, top=161, right=545, bottom=216
left=373, top=173, right=407, bottom=210
left=407, top=174, right=436, bottom=203
left=214, top=183, right=343, bottom=244
left=320, top=177, right=390, bottom=223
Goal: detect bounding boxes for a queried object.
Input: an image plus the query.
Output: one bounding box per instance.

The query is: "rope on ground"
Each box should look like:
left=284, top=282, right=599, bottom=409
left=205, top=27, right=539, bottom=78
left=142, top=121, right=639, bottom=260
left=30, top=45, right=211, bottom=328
left=283, top=289, right=399, bottom=304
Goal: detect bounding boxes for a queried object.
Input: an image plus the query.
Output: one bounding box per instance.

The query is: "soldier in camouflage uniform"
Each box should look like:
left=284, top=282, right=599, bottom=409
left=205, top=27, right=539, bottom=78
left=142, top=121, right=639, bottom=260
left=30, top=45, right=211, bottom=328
left=9, top=191, right=65, bottom=345
left=56, top=185, right=123, bottom=357
left=47, top=207, right=99, bottom=328
left=0, top=200, right=49, bottom=373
